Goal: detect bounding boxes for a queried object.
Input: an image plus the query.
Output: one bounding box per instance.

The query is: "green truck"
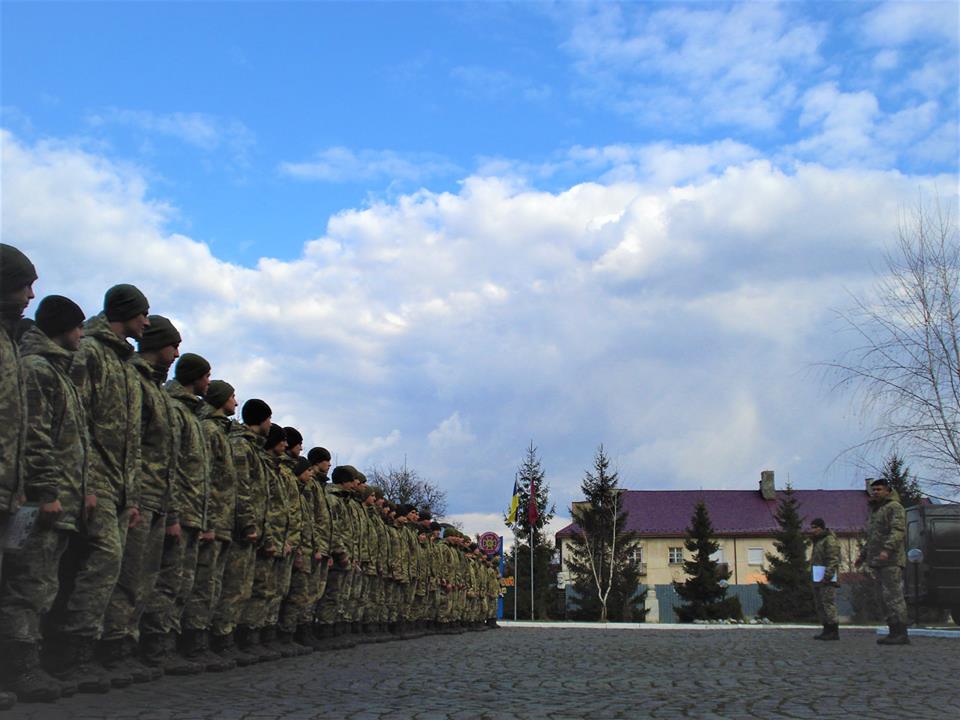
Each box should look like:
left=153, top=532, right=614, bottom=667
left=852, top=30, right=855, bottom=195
left=904, top=503, right=960, bottom=625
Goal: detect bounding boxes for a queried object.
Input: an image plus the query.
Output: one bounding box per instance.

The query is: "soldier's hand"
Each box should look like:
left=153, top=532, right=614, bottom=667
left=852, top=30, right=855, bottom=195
left=83, top=494, right=97, bottom=522
left=246, top=530, right=258, bottom=543
left=200, top=530, right=216, bottom=542
left=39, top=499, right=63, bottom=528
left=854, top=556, right=863, bottom=568
left=284, top=542, right=293, bottom=557
left=127, top=507, right=141, bottom=529
left=165, top=521, right=182, bottom=540
left=262, top=545, right=277, bottom=557
left=878, top=550, right=889, bottom=561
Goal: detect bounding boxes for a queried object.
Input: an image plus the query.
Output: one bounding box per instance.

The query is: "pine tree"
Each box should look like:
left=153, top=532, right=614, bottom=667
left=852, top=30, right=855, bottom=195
left=566, top=445, right=646, bottom=622
left=503, top=442, right=556, bottom=619
left=673, top=501, right=742, bottom=622
left=879, top=453, right=923, bottom=508
left=757, top=485, right=816, bottom=622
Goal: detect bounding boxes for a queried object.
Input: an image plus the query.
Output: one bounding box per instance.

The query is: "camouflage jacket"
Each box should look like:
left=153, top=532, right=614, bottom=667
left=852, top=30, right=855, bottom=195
left=228, top=424, right=268, bottom=541
left=865, top=490, right=906, bottom=568
left=0, top=318, right=27, bottom=513
left=310, top=477, right=337, bottom=558
left=69, top=314, right=142, bottom=509
left=199, top=406, right=236, bottom=541
left=329, top=486, right=361, bottom=562
left=278, top=455, right=303, bottom=550
left=810, top=530, right=842, bottom=582
left=164, top=380, right=209, bottom=530
left=19, top=325, right=89, bottom=531
left=132, top=356, right=178, bottom=517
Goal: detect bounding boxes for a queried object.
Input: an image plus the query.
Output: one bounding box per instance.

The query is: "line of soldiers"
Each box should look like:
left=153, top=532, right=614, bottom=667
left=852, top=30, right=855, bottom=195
left=0, top=243, right=502, bottom=709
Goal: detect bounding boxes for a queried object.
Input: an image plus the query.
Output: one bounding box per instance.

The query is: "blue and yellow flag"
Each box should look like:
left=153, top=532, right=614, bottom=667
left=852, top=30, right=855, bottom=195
left=507, top=477, right=520, bottom=525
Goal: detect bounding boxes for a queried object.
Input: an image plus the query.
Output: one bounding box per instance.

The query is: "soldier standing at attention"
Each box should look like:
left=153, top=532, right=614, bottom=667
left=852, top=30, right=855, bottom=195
left=0, top=296, right=90, bottom=703
left=211, top=398, right=272, bottom=666
left=57, top=284, right=149, bottom=689
left=140, top=353, right=212, bottom=676
left=857, top=477, right=910, bottom=645
left=99, top=316, right=181, bottom=683
left=180, top=380, right=237, bottom=671
left=809, top=518, right=840, bottom=641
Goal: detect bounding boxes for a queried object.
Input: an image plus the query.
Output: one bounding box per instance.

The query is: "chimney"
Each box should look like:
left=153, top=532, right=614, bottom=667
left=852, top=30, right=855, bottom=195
left=760, top=470, right=776, bottom=500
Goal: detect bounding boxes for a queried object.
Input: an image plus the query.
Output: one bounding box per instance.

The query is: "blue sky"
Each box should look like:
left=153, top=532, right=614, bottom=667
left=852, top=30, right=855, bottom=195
left=2, top=1, right=958, bottom=536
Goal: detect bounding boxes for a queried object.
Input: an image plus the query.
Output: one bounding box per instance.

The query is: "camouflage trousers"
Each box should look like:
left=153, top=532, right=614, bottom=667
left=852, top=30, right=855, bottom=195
left=875, top=565, right=909, bottom=625
left=240, top=554, right=278, bottom=630
left=181, top=538, right=227, bottom=631
left=336, top=568, right=360, bottom=623
left=140, top=526, right=201, bottom=636
left=814, top=583, right=838, bottom=625
left=279, top=559, right=329, bottom=633
left=0, top=525, right=72, bottom=642
left=267, top=554, right=295, bottom=625
left=399, top=581, right=417, bottom=622
left=359, top=572, right=380, bottom=624
left=102, top=509, right=166, bottom=641
left=211, top=540, right=255, bottom=637
left=50, top=500, right=129, bottom=638
left=315, top=567, right=346, bottom=625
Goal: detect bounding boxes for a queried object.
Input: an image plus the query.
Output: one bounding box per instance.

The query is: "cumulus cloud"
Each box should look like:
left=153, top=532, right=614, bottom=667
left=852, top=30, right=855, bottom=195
left=2, top=127, right=954, bottom=517
left=279, top=147, right=459, bottom=184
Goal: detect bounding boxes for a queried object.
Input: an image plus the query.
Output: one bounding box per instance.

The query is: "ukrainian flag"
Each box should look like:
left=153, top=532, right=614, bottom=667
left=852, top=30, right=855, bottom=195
left=507, top=477, right=520, bottom=525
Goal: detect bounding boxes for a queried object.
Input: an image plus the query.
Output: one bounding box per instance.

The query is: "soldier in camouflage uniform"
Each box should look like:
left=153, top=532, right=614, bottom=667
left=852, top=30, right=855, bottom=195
left=319, top=466, right=361, bottom=648
left=139, top=353, right=212, bottom=676
left=0, top=296, right=91, bottom=702
left=54, top=284, right=149, bottom=690
left=277, top=456, right=320, bottom=650
left=210, top=398, right=272, bottom=666
left=308, top=448, right=350, bottom=649
left=238, top=423, right=288, bottom=661
left=99, top=316, right=182, bottom=682
left=809, top=517, right=841, bottom=641
left=0, top=244, right=37, bottom=710
left=857, top=478, right=910, bottom=645
left=180, top=380, right=237, bottom=671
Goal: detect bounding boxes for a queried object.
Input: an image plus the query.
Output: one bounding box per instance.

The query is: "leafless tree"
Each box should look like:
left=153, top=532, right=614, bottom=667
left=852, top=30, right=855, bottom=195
left=365, top=464, right=448, bottom=516
left=826, top=197, right=959, bottom=494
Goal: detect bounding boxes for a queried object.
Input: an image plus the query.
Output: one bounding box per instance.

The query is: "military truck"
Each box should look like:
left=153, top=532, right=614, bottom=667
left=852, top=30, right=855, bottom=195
left=904, top=503, right=960, bottom=624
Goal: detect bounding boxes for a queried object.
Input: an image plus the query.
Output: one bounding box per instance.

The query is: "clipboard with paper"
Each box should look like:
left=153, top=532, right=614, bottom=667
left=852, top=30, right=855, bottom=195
left=812, top=564, right=836, bottom=583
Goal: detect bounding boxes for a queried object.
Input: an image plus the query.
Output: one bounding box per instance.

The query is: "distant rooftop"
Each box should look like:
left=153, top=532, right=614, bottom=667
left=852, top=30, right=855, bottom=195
left=555, top=488, right=871, bottom=540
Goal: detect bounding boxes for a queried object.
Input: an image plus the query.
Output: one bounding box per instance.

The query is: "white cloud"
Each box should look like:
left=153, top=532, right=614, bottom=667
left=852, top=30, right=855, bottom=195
left=279, top=147, right=459, bottom=183
left=85, top=108, right=254, bottom=160
left=3, top=127, right=954, bottom=518
left=861, top=1, right=959, bottom=46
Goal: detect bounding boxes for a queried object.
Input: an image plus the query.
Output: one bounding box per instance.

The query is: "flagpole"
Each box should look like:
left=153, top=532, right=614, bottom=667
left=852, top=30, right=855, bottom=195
left=513, top=526, right=518, bottom=621
left=530, top=523, right=535, bottom=621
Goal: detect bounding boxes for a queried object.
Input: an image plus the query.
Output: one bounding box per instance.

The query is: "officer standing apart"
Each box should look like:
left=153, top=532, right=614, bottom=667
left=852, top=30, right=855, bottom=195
left=809, top=518, right=840, bottom=641
left=857, top=477, right=910, bottom=646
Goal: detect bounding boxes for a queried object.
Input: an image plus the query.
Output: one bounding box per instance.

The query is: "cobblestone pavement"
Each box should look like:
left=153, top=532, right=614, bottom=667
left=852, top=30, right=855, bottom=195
left=3, top=627, right=958, bottom=719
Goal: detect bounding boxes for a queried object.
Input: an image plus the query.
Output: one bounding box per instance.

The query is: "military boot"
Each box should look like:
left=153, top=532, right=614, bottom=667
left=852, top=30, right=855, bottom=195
left=0, top=641, right=61, bottom=703
left=96, top=637, right=136, bottom=687
left=276, top=628, right=311, bottom=656
left=878, top=622, right=911, bottom=645
left=0, top=691, right=15, bottom=710
left=142, top=632, right=203, bottom=676
left=211, top=630, right=259, bottom=667
left=45, top=634, right=111, bottom=694
left=234, top=626, right=267, bottom=664
left=310, top=623, right=337, bottom=652
left=813, top=625, right=827, bottom=640
left=294, top=624, right=321, bottom=651
left=263, top=625, right=297, bottom=658
left=125, top=637, right=161, bottom=681
left=195, top=630, right=237, bottom=672
left=820, top=623, right=839, bottom=641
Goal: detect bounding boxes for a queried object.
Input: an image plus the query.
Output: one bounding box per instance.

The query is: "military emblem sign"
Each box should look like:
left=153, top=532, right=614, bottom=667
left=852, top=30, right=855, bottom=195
left=478, top=531, right=501, bottom=556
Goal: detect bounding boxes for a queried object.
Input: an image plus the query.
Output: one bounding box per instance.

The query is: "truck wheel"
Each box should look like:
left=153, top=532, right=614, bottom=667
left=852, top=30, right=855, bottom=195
left=952, top=607, right=960, bottom=626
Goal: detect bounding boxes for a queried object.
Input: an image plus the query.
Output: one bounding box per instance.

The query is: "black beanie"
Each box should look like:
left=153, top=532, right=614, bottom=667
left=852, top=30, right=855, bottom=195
left=0, top=244, right=38, bottom=295
left=175, top=353, right=211, bottom=385
left=138, top=315, right=181, bottom=352
left=293, top=457, right=312, bottom=477
left=331, top=466, right=354, bottom=484
left=308, top=447, right=331, bottom=465
left=204, top=379, right=235, bottom=409
left=811, top=518, right=826, bottom=529
left=265, top=423, right=286, bottom=450
left=104, top=283, right=149, bottom=322
left=242, top=398, right=272, bottom=426
left=34, top=295, right=85, bottom=338
left=283, top=426, right=303, bottom=449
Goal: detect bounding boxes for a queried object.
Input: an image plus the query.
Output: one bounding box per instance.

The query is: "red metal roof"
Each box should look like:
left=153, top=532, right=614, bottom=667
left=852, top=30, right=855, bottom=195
left=555, top=489, right=871, bottom=539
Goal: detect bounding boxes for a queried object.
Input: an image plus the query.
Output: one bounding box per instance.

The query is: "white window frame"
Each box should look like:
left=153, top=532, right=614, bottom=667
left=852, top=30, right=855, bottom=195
left=668, top=546, right=684, bottom=564
left=748, top=547, right=764, bottom=566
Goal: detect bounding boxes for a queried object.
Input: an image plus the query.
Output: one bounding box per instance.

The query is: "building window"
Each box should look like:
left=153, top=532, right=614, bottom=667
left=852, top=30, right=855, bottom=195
left=748, top=547, right=764, bottom=566
left=668, top=547, right=684, bottom=564
left=627, top=545, right=644, bottom=565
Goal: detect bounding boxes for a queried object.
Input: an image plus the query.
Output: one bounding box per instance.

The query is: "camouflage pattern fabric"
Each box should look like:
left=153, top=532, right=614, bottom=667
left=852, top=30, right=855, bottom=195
left=876, top=565, right=909, bottom=625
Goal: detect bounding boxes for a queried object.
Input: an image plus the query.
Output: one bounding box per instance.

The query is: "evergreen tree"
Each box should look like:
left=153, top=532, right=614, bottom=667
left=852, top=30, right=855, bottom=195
left=673, top=501, right=743, bottom=622
left=879, top=453, right=923, bottom=508
left=673, top=500, right=743, bottom=622
left=565, top=445, right=646, bottom=622
left=503, top=442, right=556, bottom=619
left=757, top=485, right=817, bottom=622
